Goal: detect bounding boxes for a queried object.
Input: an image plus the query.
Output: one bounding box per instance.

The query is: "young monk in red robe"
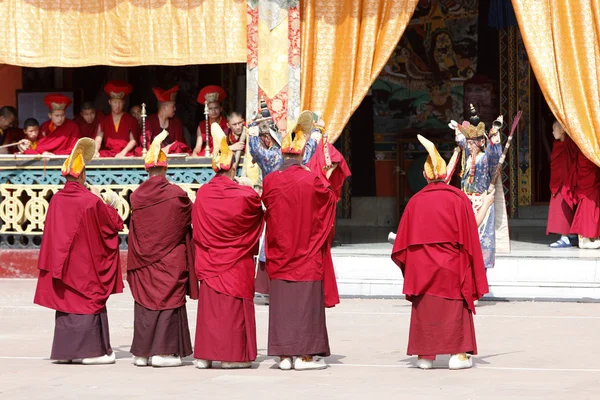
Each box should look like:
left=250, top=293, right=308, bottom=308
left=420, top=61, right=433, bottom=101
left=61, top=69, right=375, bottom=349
left=75, top=102, right=104, bottom=139
left=391, top=134, right=488, bottom=370
left=192, top=123, right=264, bottom=369
left=262, top=111, right=338, bottom=371
left=306, top=121, right=351, bottom=307
left=95, top=80, right=141, bottom=157
left=569, top=132, right=600, bottom=248
left=33, top=137, right=124, bottom=365
left=24, top=94, right=81, bottom=155
left=192, top=85, right=228, bottom=157
left=144, top=85, right=191, bottom=154
left=127, top=131, right=198, bottom=368
left=547, top=121, right=577, bottom=248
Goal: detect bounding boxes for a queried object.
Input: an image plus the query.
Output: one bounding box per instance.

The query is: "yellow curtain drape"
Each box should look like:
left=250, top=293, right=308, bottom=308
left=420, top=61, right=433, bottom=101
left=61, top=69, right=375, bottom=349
left=300, top=0, right=418, bottom=143
left=0, top=0, right=246, bottom=67
left=511, top=0, right=600, bottom=166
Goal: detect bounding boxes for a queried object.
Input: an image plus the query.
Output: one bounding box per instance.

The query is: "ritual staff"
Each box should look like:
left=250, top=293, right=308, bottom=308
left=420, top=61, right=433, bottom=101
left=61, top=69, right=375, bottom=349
left=75, top=102, right=104, bottom=139
left=127, top=131, right=198, bottom=368
left=24, top=94, right=81, bottom=155
left=306, top=121, right=351, bottom=308
left=547, top=121, right=577, bottom=248
left=145, top=85, right=191, bottom=154
left=95, top=80, right=140, bottom=157
left=192, top=85, right=228, bottom=157
left=262, top=111, right=337, bottom=371
left=569, top=134, right=600, bottom=248
left=33, top=138, right=124, bottom=365
left=193, top=123, right=264, bottom=369
left=391, top=135, right=488, bottom=370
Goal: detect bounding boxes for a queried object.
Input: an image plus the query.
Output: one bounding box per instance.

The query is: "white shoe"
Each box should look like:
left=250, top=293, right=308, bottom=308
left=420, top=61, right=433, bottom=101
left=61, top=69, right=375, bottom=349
left=133, top=356, right=148, bottom=367
left=82, top=352, right=116, bottom=365
left=474, top=300, right=479, bottom=306
left=278, top=357, right=293, bottom=370
left=449, top=353, right=473, bottom=370
left=194, top=359, right=213, bottom=369
left=221, top=361, right=252, bottom=369
left=151, top=355, right=182, bottom=368
left=416, top=357, right=433, bottom=369
left=293, top=356, right=328, bottom=371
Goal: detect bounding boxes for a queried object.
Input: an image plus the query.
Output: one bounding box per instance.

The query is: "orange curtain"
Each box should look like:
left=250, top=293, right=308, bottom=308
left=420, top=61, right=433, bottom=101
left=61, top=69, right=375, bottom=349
left=511, top=0, right=600, bottom=166
left=0, top=0, right=246, bottom=67
left=300, top=0, right=419, bottom=143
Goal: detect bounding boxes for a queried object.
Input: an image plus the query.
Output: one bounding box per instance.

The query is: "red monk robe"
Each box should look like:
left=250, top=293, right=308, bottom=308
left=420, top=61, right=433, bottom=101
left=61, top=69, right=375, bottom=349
left=392, top=183, right=488, bottom=362
left=547, top=136, right=576, bottom=236
left=24, top=119, right=80, bottom=155
left=34, top=181, right=124, bottom=361
left=262, top=159, right=337, bottom=360
left=197, top=117, right=227, bottom=156
left=0, top=127, right=24, bottom=153
left=193, top=174, right=264, bottom=364
left=307, top=139, right=351, bottom=307
left=98, top=113, right=141, bottom=157
left=127, top=175, right=197, bottom=361
left=570, top=145, right=600, bottom=239
left=75, top=111, right=104, bottom=139
left=145, top=114, right=191, bottom=154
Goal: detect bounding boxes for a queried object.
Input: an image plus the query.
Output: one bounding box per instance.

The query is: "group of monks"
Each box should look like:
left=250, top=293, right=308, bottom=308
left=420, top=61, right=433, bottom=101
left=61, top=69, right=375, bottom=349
left=0, top=81, right=245, bottom=158
left=33, top=106, right=353, bottom=371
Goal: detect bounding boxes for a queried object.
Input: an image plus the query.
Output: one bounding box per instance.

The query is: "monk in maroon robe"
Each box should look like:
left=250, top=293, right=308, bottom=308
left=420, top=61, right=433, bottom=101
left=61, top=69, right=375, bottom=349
left=95, top=80, right=141, bottom=157
left=24, top=94, right=80, bottom=155
left=547, top=121, right=577, bottom=247
left=34, top=138, right=123, bottom=365
left=127, top=131, right=198, bottom=368
left=262, top=111, right=337, bottom=371
left=144, top=85, right=191, bottom=154
left=307, top=126, right=351, bottom=308
left=391, top=135, right=488, bottom=370
left=192, top=123, right=264, bottom=369
left=192, top=85, right=228, bottom=156
left=75, top=102, right=104, bottom=139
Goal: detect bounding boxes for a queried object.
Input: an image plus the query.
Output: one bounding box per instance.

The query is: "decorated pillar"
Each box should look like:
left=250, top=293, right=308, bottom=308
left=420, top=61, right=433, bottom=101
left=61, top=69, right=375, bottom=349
left=246, top=0, right=301, bottom=135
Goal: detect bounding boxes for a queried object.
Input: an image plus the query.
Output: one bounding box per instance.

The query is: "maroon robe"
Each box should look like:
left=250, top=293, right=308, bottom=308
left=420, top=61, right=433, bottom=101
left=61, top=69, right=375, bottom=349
left=34, top=182, right=124, bottom=314
left=98, top=113, right=141, bottom=157
left=307, top=140, right=351, bottom=307
left=193, top=174, right=264, bottom=362
left=145, top=114, right=191, bottom=154
left=75, top=111, right=104, bottom=139
left=0, top=127, right=25, bottom=153
left=197, top=117, right=227, bottom=156
left=392, top=182, right=487, bottom=358
left=127, top=175, right=197, bottom=357
left=569, top=146, right=600, bottom=238
left=24, top=120, right=80, bottom=155
left=547, top=137, right=576, bottom=235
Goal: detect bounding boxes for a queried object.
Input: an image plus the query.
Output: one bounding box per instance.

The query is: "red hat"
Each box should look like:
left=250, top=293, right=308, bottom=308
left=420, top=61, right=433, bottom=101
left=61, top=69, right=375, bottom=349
left=104, top=80, right=133, bottom=99
left=153, top=85, right=179, bottom=103
left=197, top=85, right=227, bottom=105
left=44, top=93, right=72, bottom=111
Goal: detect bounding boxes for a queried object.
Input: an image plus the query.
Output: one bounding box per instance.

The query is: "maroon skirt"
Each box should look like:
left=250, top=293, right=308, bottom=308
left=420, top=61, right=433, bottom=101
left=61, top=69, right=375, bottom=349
left=267, top=279, right=330, bottom=357
left=547, top=192, right=575, bottom=235
left=570, top=194, right=600, bottom=238
left=194, top=283, right=257, bottom=362
left=130, top=302, right=193, bottom=358
left=407, top=295, right=477, bottom=360
left=50, top=309, right=112, bottom=360
left=255, top=262, right=270, bottom=295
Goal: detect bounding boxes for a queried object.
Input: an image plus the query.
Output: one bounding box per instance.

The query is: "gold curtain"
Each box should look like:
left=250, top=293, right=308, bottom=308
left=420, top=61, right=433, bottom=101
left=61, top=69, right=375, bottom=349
left=511, top=0, right=600, bottom=166
left=0, top=0, right=246, bottom=67
left=300, top=0, right=419, bottom=143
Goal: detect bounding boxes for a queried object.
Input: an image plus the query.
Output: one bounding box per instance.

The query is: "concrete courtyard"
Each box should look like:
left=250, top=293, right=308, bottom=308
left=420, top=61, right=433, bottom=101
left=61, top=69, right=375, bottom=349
left=1, top=279, right=599, bottom=399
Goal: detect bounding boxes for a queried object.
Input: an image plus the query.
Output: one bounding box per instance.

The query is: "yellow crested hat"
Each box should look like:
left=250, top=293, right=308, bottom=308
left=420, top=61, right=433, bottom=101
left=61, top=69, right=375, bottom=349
left=144, top=130, right=169, bottom=170
left=281, top=110, right=314, bottom=155
left=211, top=122, right=233, bottom=173
left=458, top=121, right=486, bottom=140
left=417, top=134, right=447, bottom=180
left=61, top=138, right=95, bottom=178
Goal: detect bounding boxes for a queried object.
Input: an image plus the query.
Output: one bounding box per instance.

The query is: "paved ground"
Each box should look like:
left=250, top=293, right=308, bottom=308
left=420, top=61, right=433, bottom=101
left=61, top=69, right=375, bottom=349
left=1, top=279, right=599, bottom=400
